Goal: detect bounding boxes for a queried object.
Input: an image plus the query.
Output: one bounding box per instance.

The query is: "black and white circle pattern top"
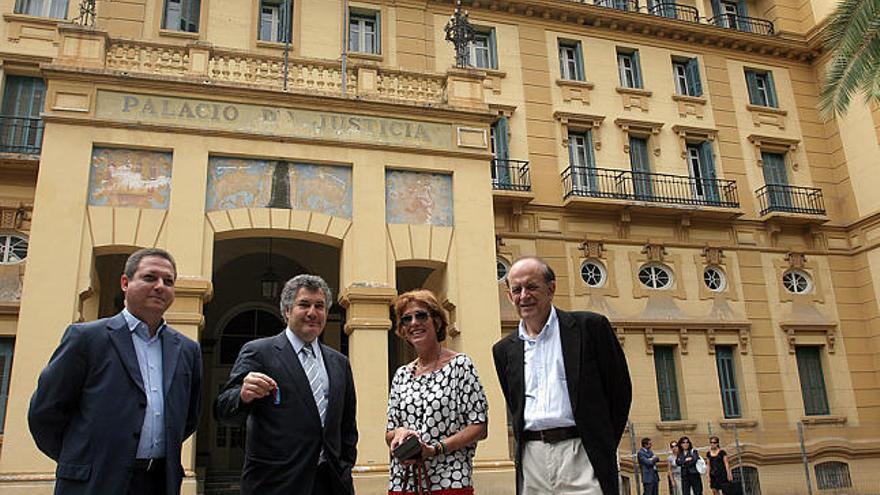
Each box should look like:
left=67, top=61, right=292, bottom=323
left=386, top=353, right=488, bottom=492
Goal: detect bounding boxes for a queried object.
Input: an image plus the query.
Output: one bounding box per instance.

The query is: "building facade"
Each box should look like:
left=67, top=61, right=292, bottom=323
left=0, top=0, right=878, bottom=494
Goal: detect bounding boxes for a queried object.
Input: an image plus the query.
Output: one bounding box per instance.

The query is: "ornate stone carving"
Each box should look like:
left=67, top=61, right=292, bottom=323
left=702, top=246, right=725, bottom=266
left=642, top=242, right=667, bottom=262
left=679, top=328, right=689, bottom=354
left=644, top=328, right=654, bottom=354
left=579, top=240, right=604, bottom=259
left=785, top=251, right=806, bottom=269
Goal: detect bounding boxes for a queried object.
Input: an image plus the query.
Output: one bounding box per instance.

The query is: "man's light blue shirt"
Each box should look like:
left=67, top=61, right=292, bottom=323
left=123, top=308, right=166, bottom=459
left=518, top=307, right=577, bottom=431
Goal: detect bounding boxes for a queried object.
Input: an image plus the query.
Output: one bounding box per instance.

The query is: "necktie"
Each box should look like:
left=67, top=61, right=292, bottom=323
left=301, top=346, right=327, bottom=425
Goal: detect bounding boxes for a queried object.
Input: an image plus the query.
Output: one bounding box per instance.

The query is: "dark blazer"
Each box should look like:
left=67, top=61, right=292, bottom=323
left=492, top=308, right=632, bottom=495
left=639, top=448, right=660, bottom=483
left=214, top=332, right=358, bottom=495
left=28, top=312, right=203, bottom=495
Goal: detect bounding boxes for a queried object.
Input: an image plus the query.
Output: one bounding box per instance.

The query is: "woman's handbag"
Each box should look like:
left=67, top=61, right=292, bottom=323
left=695, top=456, right=707, bottom=475
left=392, top=435, right=422, bottom=462
left=721, top=481, right=743, bottom=495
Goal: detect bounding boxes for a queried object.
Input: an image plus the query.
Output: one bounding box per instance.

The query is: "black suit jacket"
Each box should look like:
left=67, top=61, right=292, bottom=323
left=28, top=312, right=203, bottom=495
left=492, top=308, right=632, bottom=495
left=214, top=332, right=358, bottom=495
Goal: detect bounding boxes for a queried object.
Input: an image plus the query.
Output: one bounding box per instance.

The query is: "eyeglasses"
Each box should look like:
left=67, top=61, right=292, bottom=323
left=681, top=440, right=690, bottom=444
left=401, top=311, right=430, bottom=327
left=710, top=441, right=719, bottom=444
left=670, top=443, right=678, bottom=448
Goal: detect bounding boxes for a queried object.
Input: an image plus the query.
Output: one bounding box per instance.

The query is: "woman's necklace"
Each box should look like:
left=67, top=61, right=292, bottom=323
left=415, top=348, right=442, bottom=375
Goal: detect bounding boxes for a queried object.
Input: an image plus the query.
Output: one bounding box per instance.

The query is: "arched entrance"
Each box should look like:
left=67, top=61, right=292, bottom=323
left=196, top=235, right=344, bottom=491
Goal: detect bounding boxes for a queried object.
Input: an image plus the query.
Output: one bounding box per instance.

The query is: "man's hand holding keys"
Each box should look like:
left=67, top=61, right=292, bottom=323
left=240, top=372, right=278, bottom=404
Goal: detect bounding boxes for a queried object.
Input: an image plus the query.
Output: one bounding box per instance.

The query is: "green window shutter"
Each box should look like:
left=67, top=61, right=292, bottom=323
left=745, top=70, right=760, bottom=105
left=374, top=11, right=381, bottom=54
left=710, top=0, right=722, bottom=19
left=630, top=136, right=652, bottom=198
left=765, top=71, right=778, bottom=107
left=575, top=42, right=585, bottom=81
left=715, top=346, right=742, bottom=418
left=558, top=44, right=566, bottom=78
left=686, top=58, right=703, bottom=96
left=735, top=0, right=751, bottom=31
left=488, top=28, right=498, bottom=69
left=796, top=347, right=830, bottom=416
left=492, top=117, right=510, bottom=185
left=699, top=141, right=720, bottom=203
left=654, top=346, right=681, bottom=421
left=584, top=131, right=597, bottom=190
left=0, top=339, right=13, bottom=433
left=50, top=0, right=68, bottom=19
left=632, top=50, right=643, bottom=88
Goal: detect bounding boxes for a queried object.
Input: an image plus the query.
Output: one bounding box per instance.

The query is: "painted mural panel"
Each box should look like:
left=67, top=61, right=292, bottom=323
left=385, top=170, right=453, bottom=226
left=88, top=148, right=172, bottom=208
left=206, top=158, right=352, bottom=218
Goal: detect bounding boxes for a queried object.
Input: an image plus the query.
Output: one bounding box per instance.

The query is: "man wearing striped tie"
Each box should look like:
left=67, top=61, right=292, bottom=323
left=214, top=274, right=358, bottom=495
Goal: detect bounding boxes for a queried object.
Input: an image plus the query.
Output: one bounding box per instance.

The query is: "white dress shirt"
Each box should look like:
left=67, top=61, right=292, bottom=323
left=518, top=307, right=577, bottom=431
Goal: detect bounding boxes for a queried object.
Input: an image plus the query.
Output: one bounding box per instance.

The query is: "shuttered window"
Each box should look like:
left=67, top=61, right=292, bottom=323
left=0, top=339, right=14, bottom=433
left=715, top=346, right=742, bottom=418
left=654, top=346, right=681, bottom=421
left=795, top=346, right=830, bottom=416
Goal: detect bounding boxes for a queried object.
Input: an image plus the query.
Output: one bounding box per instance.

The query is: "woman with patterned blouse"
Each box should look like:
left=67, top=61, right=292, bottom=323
left=386, top=289, right=489, bottom=495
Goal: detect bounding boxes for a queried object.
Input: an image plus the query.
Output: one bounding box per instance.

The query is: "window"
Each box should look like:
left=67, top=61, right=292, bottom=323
left=782, top=269, right=812, bottom=294
left=14, top=0, right=67, bottom=18
left=469, top=29, right=497, bottom=69
left=731, top=466, right=762, bottom=495
left=703, top=266, right=726, bottom=292
left=580, top=260, right=607, bottom=288
left=687, top=142, right=719, bottom=203
left=714, top=0, right=751, bottom=32
left=258, top=0, right=292, bottom=43
left=617, top=49, right=643, bottom=89
left=639, top=264, right=672, bottom=290
left=0, top=234, right=28, bottom=264
left=0, top=338, right=13, bottom=433
left=349, top=10, right=380, bottom=54
left=1, top=76, right=45, bottom=154
left=568, top=131, right=597, bottom=193
left=672, top=58, right=703, bottom=97
left=491, top=117, right=511, bottom=187
left=745, top=70, right=778, bottom=107
left=163, top=0, right=200, bottom=33
left=760, top=151, right=792, bottom=209
left=558, top=41, right=585, bottom=81
left=497, top=257, right=510, bottom=282
left=715, top=346, right=741, bottom=418
left=815, top=461, right=852, bottom=490
left=795, top=346, right=830, bottom=416
left=654, top=346, right=681, bottom=420
left=629, top=136, right=652, bottom=199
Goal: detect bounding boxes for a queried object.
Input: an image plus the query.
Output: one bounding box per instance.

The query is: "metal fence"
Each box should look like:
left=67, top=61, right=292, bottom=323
left=618, top=420, right=880, bottom=495
left=755, top=184, right=826, bottom=216
left=0, top=115, right=44, bottom=154
left=491, top=158, right=532, bottom=192
left=707, top=14, right=775, bottom=35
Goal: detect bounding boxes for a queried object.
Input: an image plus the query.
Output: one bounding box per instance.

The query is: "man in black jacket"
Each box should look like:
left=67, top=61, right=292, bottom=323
left=493, top=256, right=632, bottom=495
left=29, top=248, right=202, bottom=495
left=215, top=274, right=357, bottom=495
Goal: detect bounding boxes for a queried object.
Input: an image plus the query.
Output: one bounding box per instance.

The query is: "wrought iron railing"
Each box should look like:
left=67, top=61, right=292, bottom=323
left=708, top=14, right=775, bottom=35
left=492, top=159, right=531, bottom=192
left=562, top=166, right=740, bottom=208
left=756, top=184, right=825, bottom=216
left=648, top=2, right=700, bottom=22
left=0, top=116, right=44, bottom=154
left=593, top=0, right=641, bottom=12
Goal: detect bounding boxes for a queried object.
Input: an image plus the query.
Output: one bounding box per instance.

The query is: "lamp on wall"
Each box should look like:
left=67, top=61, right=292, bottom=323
left=260, top=238, right=281, bottom=300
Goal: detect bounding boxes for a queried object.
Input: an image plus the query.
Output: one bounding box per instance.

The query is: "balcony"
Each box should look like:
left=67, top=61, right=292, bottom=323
left=0, top=116, right=44, bottom=154
left=708, top=14, right=775, bottom=35
left=648, top=2, right=699, bottom=22
left=756, top=184, right=826, bottom=219
left=492, top=159, right=531, bottom=192
left=562, top=166, right=741, bottom=215
left=593, top=0, right=641, bottom=12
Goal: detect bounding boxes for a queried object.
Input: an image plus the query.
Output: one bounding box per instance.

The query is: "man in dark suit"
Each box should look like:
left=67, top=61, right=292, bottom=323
left=29, top=248, right=203, bottom=495
left=638, top=437, right=661, bottom=495
left=214, top=274, right=357, bottom=495
left=493, top=256, right=632, bottom=495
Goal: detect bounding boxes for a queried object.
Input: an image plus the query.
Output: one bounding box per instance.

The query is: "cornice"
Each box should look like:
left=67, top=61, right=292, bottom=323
left=427, top=0, right=817, bottom=63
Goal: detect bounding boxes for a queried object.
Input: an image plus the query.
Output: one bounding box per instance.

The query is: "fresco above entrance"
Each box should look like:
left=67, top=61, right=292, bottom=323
left=385, top=170, right=453, bottom=226
left=207, top=157, right=352, bottom=219
left=88, top=147, right=173, bottom=209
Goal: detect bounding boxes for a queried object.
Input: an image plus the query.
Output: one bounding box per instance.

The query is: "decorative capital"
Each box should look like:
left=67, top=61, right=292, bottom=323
left=702, top=246, right=725, bottom=266
left=785, top=251, right=807, bottom=268
left=579, top=240, right=604, bottom=259
left=642, top=242, right=667, bottom=262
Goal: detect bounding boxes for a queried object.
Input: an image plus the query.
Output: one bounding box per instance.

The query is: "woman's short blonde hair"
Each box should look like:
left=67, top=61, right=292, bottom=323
left=393, top=289, right=449, bottom=342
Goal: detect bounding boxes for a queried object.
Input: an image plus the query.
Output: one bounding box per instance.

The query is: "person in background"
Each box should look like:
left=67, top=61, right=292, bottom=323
left=677, top=436, right=704, bottom=495
left=638, top=437, right=660, bottom=495
left=707, top=436, right=733, bottom=495
left=667, top=439, right=683, bottom=495
left=386, top=289, right=488, bottom=495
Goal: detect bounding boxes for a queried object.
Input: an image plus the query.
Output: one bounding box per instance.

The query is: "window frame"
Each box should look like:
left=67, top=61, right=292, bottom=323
left=638, top=263, right=673, bottom=290
left=782, top=269, right=812, bottom=294
left=617, top=49, right=643, bottom=89
left=795, top=345, right=831, bottom=416
left=715, top=345, right=742, bottom=418
left=672, top=57, right=703, bottom=97
left=258, top=0, right=293, bottom=43
left=0, top=233, right=28, bottom=264
left=815, top=461, right=853, bottom=490
left=348, top=9, right=380, bottom=54
left=558, top=40, right=585, bottom=81
left=580, top=260, right=607, bottom=288
left=654, top=345, right=682, bottom=421
left=163, top=0, right=201, bottom=33
left=568, top=130, right=597, bottom=192
left=469, top=28, right=497, bottom=70
left=745, top=69, right=778, bottom=108
left=703, top=265, right=727, bottom=292
left=496, top=257, right=510, bottom=282
left=14, top=0, right=68, bottom=18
